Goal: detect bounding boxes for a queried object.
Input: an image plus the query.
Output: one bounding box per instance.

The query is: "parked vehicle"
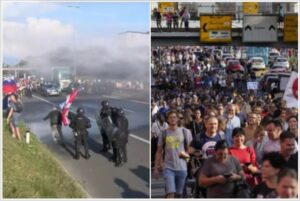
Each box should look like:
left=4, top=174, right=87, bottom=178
left=226, top=59, right=244, bottom=73
left=42, top=83, right=61, bottom=96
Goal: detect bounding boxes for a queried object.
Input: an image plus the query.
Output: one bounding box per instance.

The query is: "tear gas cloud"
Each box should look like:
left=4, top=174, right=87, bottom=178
left=24, top=33, right=149, bottom=81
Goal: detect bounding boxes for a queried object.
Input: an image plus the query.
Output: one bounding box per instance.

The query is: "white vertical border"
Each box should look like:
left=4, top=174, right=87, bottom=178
left=148, top=0, right=152, bottom=199
left=1, top=1, right=150, bottom=200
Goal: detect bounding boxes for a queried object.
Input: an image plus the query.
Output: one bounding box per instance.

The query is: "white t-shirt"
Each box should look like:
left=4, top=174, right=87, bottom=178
left=151, top=121, right=168, bottom=138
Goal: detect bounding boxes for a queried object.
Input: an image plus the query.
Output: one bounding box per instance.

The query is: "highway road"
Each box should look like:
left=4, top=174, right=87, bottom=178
left=21, top=92, right=150, bottom=198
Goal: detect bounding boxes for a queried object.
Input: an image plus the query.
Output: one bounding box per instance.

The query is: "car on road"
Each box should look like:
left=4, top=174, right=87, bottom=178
left=268, top=50, right=280, bottom=64
left=226, top=59, right=244, bottom=73
left=42, top=83, right=61, bottom=96
left=259, top=72, right=291, bottom=93
left=268, top=65, right=289, bottom=73
left=249, top=57, right=266, bottom=71
left=272, top=57, right=290, bottom=69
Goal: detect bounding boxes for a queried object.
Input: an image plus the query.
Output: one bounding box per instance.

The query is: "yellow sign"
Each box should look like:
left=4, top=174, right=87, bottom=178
left=158, top=2, right=176, bottom=14
left=284, top=15, right=298, bottom=42
left=200, top=16, right=232, bottom=42
left=243, top=2, right=259, bottom=14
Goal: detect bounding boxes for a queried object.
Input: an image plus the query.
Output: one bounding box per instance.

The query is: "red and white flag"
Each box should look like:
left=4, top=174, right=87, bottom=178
left=61, top=89, right=79, bottom=126
left=283, top=71, right=298, bottom=108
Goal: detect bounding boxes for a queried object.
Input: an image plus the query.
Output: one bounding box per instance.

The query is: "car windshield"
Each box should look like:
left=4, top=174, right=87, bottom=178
left=229, top=60, right=239, bottom=65
left=45, top=85, right=53, bottom=88
left=276, top=58, right=287, bottom=62
left=253, top=59, right=263, bottom=63
left=269, top=52, right=279, bottom=57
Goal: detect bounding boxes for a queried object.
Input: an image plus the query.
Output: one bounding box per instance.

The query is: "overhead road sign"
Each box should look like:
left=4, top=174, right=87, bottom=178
left=158, top=2, right=176, bottom=14
left=243, top=15, right=277, bottom=43
left=243, top=2, right=259, bottom=14
left=200, top=15, right=232, bottom=43
left=284, top=14, right=298, bottom=42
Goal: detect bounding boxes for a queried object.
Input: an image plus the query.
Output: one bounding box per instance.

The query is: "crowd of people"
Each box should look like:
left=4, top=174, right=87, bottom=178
left=153, top=7, right=191, bottom=32
left=151, top=46, right=298, bottom=198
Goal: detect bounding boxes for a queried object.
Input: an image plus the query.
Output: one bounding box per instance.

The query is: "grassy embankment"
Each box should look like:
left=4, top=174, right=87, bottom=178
left=3, top=120, right=86, bottom=198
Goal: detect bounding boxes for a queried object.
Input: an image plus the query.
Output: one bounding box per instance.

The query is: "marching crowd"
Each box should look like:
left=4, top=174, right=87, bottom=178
left=151, top=46, right=298, bottom=198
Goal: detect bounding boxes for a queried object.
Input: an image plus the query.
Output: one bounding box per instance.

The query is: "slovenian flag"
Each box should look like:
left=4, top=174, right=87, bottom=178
left=61, top=88, right=79, bottom=126
left=3, top=79, right=17, bottom=94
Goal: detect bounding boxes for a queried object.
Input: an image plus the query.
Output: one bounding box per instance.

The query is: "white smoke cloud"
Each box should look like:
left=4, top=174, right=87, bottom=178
left=3, top=16, right=149, bottom=80
left=3, top=17, right=73, bottom=59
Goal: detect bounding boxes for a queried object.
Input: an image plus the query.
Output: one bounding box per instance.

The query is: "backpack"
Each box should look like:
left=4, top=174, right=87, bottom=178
left=76, top=116, right=87, bottom=131
left=14, top=101, right=23, bottom=113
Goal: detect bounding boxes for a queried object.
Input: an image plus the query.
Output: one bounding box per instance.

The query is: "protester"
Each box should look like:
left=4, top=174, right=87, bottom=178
left=153, top=110, right=192, bottom=198
left=276, top=168, right=298, bottom=198
left=229, top=128, right=259, bottom=187
left=6, top=94, right=23, bottom=141
left=199, top=140, right=245, bottom=198
left=251, top=152, right=286, bottom=198
left=43, top=106, right=64, bottom=145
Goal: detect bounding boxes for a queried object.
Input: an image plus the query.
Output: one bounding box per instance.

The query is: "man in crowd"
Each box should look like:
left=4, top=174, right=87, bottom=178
left=44, top=106, right=64, bottom=145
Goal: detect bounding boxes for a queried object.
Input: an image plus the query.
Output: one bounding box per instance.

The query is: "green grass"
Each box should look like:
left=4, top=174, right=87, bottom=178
left=3, top=120, right=86, bottom=198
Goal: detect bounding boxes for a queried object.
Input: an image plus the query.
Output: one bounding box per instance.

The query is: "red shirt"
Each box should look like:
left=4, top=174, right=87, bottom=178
left=229, top=146, right=257, bottom=166
left=229, top=146, right=259, bottom=187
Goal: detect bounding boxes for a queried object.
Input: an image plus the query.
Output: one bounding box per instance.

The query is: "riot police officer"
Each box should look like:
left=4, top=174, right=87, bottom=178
left=70, top=107, right=91, bottom=159
left=98, top=100, right=112, bottom=152
left=113, top=108, right=129, bottom=166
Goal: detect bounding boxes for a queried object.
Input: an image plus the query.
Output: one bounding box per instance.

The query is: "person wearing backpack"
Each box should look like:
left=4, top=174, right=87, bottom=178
left=43, top=106, right=64, bottom=146
left=153, top=110, right=192, bottom=198
left=6, top=94, right=23, bottom=141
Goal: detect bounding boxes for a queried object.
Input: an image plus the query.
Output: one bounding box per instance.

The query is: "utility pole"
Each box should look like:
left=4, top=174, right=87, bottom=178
left=67, top=5, right=80, bottom=81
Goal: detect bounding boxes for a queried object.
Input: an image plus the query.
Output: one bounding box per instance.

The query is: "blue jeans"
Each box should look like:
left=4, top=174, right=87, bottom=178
left=163, top=168, right=187, bottom=195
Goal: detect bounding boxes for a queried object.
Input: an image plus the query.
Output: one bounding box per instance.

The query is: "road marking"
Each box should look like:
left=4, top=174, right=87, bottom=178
left=33, top=95, right=56, bottom=105
left=123, top=108, right=135, bottom=113
left=32, top=95, right=150, bottom=144
left=102, top=95, right=149, bottom=105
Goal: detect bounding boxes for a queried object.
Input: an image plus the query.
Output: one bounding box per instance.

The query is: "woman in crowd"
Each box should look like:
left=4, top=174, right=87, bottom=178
left=151, top=113, right=168, bottom=167
left=245, top=125, right=268, bottom=165
left=276, top=168, right=298, bottom=198
left=287, top=115, right=298, bottom=142
left=182, top=108, right=193, bottom=129
left=217, top=116, right=226, bottom=138
left=199, top=140, right=245, bottom=198
left=251, top=152, right=285, bottom=198
left=188, top=109, right=204, bottom=140
left=228, top=128, right=259, bottom=187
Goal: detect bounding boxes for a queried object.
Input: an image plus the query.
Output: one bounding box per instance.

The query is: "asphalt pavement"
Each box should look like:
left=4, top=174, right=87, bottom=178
left=21, top=92, right=150, bottom=198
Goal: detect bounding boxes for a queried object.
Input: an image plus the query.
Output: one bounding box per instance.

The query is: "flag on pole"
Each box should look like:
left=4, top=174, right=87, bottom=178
left=61, top=89, right=79, bottom=126
left=283, top=71, right=298, bottom=108
left=3, top=79, right=17, bottom=94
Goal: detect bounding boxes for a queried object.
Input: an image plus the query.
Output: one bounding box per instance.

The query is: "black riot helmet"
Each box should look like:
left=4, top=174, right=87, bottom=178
left=101, top=100, right=109, bottom=107
left=118, top=108, right=125, bottom=116
left=77, top=107, right=85, bottom=115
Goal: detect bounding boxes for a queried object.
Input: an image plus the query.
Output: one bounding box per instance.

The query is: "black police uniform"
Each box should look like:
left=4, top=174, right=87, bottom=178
left=112, top=109, right=129, bottom=166
left=70, top=108, right=91, bottom=159
left=100, top=102, right=112, bottom=152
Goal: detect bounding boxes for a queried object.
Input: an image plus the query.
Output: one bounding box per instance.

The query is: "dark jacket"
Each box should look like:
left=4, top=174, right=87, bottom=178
left=70, top=114, right=91, bottom=134
left=44, top=110, right=62, bottom=126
